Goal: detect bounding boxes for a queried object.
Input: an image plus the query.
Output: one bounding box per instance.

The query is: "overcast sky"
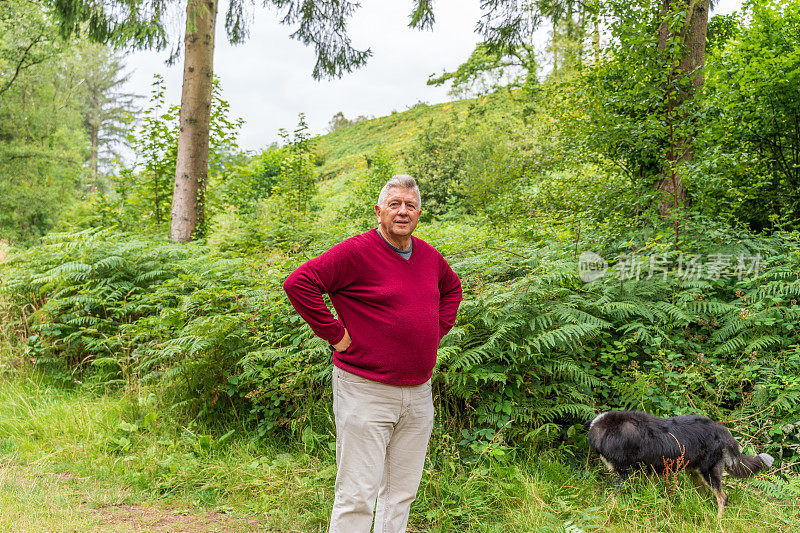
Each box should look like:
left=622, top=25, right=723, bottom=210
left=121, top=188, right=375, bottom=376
left=121, top=0, right=744, bottom=153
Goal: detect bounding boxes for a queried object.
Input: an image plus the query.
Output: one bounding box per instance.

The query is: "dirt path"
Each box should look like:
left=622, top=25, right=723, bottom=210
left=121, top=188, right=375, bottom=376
left=85, top=503, right=265, bottom=532
left=0, top=461, right=274, bottom=532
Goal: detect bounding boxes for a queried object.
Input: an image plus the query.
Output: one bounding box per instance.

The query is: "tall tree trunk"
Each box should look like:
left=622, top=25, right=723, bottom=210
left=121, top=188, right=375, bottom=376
left=655, top=0, right=709, bottom=217
left=169, top=0, right=218, bottom=243
left=681, top=0, right=709, bottom=91
left=576, top=4, right=585, bottom=69
left=657, top=0, right=709, bottom=89
left=88, top=86, right=99, bottom=192
left=89, top=122, right=99, bottom=191
left=154, top=171, right=161, bottom=223
left=593, top=20, right=600, bottom=62
left=552, top=17, right=559, bottom=76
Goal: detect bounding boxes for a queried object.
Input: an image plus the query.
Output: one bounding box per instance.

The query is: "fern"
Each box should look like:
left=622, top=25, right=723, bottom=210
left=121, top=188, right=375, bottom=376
left=4, top=222, right=800, bottom=465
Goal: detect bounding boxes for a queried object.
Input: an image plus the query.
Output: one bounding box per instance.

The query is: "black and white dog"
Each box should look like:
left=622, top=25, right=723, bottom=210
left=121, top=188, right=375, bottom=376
left=588, top=410, right=774, bottom=515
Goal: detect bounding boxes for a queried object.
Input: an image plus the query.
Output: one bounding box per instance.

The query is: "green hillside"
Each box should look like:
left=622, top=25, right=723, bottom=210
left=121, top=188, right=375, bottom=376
left=312, top=91, right=522, bottom=214
left=313, top=99, right=466, bottom=211
left=316, top=100, right=467, bottom=179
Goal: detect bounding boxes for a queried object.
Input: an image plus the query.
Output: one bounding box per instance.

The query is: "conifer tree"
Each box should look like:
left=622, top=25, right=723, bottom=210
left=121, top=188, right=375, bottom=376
left=77, top=43, right=139, bottom=190
left=48, top=0, right=386, bottom=241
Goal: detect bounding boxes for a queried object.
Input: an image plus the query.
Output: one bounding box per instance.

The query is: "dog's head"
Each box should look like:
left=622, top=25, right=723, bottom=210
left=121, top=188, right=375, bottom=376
left=584, top=411, right=609, bottom=431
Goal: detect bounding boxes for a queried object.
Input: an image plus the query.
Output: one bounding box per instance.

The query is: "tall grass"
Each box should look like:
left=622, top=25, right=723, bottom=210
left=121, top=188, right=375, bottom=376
left=1, top=371, right=799, bottom=532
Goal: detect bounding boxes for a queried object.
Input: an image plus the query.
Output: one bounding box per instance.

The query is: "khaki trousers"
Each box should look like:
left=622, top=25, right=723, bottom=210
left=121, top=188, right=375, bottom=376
left=329, top=366, right=434, bottom=533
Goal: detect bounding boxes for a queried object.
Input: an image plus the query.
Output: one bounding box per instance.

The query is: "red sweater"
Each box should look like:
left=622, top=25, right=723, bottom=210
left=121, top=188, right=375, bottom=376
left=283, top=229, right=463, bottom=386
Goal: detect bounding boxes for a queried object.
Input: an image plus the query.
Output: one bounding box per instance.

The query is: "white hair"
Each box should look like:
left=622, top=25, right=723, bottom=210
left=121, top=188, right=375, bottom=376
left=377, top=174, right=421, bottom=208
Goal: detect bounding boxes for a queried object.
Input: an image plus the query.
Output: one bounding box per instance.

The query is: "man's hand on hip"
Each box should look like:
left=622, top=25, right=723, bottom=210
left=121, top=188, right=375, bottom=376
left=333, top=329, right=352, bottom=352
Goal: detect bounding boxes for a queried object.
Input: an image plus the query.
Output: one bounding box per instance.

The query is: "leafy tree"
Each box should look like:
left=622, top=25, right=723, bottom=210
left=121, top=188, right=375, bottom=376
left=214, top=146, right=287, bottom=217
left=326, top=111, right=370, bottom=132
left=213, top=114, right=319, bottom=253
left=274, top=114, right=316, bottom=216
left=339, top=147, right=398, bottom=231
left=582, top=0, right=709, bottom=218
left=128, top=74, right=179, bottom=227
left=480, top=0, right=710, bottom=224
left=460, top=123, right=525, bottom=217
left=430, top=0, right=605, bottom=99
left=705, top=11, right=740, bottom=53
left=0, top=1, right=87, bottom=246
left=543, top=0, right=599, bottom=76
left=541, top=0, right=713, bottom=245
left=405, top=91, right=530, bottom=222
left=654, top=0, right=710, bottom=213
left=0, top=0, right=62, bottom=99
left=328, top=111, right=351, bottom=132
left=408, top=115, right=469, bottom=220
left=701, top=0, right=800, bottom=231
left=473, top=0, right=602, bottom=76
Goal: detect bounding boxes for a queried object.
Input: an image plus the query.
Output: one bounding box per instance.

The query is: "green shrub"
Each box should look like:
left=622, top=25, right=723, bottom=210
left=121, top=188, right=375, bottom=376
left=337, top=147, right=398, bottom=231
left=4, top=216, right=800, bottom=467
left=408, top=115, right=469, bottom=220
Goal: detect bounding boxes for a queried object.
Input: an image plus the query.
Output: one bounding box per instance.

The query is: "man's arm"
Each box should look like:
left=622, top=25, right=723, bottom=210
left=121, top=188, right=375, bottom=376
left=282, top=242, right=355, bottom=348
left=438, top=259, right=463, bottom=339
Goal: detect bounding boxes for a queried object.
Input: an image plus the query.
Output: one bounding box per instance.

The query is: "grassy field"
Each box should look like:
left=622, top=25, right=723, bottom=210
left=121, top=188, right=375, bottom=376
left=1, top=371, right=799, bottom=532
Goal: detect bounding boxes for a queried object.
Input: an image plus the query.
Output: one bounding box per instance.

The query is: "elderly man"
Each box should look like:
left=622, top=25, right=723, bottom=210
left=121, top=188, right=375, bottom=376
left=283, top=174, right=462, bottom=532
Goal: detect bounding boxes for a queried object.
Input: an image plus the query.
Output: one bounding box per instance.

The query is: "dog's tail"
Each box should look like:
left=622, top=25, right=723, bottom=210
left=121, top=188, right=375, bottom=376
left=725, top=449, right=775, bottom=478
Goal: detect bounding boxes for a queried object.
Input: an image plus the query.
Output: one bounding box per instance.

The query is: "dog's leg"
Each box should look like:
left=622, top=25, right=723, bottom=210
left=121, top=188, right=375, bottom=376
left=600, top=456, right=616, bottom=473
left=614, top=468, right=631, bottom=490
left=689, top=468, right=709, bottom=495
left=697, top=469, right=727, bottom=519
left=598, top=455, right=629, bottom=493
left=706, top=462, right=728, bottom=519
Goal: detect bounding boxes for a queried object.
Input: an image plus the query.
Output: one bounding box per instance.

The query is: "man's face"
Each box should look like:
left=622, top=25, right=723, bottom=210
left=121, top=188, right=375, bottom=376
left=375, top=187, right=421, bottom=241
